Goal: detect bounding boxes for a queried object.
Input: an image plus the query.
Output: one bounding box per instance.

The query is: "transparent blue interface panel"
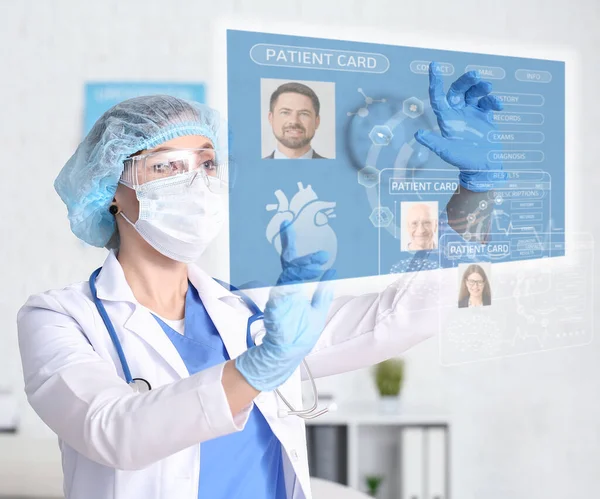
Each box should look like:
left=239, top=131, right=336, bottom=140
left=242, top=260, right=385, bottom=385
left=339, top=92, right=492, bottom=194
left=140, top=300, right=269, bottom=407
left=226, top=29, right=565, bottom=288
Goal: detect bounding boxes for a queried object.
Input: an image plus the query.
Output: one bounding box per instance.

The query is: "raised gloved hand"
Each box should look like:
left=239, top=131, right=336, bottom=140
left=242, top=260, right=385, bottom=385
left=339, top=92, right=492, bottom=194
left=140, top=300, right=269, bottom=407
left=415, top=62, right=505, bottom=192
left=235, top=222, right=336, bottom=392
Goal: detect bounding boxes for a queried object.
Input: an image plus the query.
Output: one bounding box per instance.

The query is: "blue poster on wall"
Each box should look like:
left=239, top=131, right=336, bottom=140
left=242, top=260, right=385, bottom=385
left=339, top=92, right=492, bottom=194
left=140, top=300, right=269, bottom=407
left=83, top=82, right=206, bottom=136
left=226, top=29, right=565, bottom=288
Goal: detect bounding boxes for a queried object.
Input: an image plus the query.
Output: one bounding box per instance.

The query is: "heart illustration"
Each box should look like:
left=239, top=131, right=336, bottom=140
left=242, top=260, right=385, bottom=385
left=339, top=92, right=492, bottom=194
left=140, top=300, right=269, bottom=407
left=266, top=182, right=337, bottom=269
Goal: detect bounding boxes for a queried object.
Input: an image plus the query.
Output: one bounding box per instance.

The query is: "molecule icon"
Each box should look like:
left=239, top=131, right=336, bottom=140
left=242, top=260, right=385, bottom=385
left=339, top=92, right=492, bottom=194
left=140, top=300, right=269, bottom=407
left=347, top=88, right=386, bottom=118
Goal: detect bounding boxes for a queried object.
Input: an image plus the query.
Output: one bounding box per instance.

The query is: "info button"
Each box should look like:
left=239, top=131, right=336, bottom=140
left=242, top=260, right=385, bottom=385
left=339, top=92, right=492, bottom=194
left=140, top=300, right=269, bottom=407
left=515, top=69, right=552, bottom=83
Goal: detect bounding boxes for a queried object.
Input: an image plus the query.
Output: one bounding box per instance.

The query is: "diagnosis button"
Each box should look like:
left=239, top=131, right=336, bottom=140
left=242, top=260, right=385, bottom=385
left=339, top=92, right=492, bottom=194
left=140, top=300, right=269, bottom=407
left=515, top=69, right=552, bottom=83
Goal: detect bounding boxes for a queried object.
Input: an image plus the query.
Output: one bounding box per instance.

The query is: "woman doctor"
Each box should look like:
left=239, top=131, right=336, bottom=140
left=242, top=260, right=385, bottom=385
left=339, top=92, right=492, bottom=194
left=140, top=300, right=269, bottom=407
left=17, top=96, right=438, bottom=499
left=17, top=64, right=503, bottom=499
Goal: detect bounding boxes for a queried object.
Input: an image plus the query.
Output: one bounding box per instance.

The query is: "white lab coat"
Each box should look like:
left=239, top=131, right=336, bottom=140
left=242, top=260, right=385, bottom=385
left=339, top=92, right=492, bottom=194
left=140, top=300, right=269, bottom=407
left=17, top=250, right=441, bottom=499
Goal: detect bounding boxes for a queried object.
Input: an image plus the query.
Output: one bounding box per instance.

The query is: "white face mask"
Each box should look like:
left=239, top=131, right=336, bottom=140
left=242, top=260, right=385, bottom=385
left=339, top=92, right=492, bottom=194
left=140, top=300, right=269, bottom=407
left=120, top=173, right=225, bottom=263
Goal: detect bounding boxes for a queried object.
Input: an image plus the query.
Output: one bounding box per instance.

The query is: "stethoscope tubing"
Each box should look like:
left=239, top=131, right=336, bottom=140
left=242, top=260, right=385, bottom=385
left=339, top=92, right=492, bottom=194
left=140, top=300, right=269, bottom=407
left=89, top=267, right=135, bottom=385
left=89, top=268, right=326, bottom=419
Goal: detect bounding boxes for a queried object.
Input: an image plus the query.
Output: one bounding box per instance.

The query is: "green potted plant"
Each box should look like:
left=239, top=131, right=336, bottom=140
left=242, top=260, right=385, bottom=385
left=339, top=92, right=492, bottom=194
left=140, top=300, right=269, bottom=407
left=373, top=358, right=405, bottom=413
left=364, top=474, right=384, bottom=497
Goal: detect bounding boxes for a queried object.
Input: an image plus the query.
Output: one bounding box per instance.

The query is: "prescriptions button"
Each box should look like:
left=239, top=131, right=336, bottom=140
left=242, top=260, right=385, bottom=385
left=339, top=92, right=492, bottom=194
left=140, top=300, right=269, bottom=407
left=465, top=65, right=506, bottom=79
left=515, top=69, right=552, bottom=83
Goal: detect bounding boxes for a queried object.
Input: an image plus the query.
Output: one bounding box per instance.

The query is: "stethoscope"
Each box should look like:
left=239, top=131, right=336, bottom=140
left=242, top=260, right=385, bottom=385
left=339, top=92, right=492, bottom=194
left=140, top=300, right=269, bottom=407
left=89, top=267, right=330, bottom=420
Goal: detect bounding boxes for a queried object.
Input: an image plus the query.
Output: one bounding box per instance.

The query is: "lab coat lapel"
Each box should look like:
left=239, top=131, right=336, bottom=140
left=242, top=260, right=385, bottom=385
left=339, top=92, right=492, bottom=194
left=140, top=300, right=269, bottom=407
left=94, top=251, right=189, bottom=380
left=123, top=306, right=189, bottom=380
left=94, top=252, right=250, bottom=374
left=187, top=265, right=250, bottom=361
left=199, top=297, right=249, bottom=360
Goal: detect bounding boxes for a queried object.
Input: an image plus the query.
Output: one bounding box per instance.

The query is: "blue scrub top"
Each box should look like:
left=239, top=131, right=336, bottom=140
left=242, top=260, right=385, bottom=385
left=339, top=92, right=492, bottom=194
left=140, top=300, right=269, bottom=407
left=152, top=283, right=287, bottom=499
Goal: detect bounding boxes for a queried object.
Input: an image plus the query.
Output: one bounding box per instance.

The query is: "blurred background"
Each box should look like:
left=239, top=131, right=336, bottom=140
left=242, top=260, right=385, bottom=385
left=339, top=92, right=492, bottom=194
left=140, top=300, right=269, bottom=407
left=1, top=0, right=599, bottom=498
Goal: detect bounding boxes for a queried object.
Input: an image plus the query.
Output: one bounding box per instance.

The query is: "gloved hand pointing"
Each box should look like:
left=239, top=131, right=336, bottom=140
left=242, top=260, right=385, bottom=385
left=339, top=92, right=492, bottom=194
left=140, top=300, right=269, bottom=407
left=235, top=222, right=336, bottom=392
left=415, top=62, right=505, bottom=192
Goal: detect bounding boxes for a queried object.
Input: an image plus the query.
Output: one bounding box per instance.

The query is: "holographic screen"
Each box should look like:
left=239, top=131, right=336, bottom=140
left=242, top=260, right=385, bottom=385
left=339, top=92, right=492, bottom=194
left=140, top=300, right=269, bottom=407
left=225, top=29, right=566, bottom=290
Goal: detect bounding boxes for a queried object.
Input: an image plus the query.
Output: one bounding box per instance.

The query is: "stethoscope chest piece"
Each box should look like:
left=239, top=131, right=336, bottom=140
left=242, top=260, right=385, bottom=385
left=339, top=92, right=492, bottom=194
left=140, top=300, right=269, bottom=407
left=129, top=378, right=152, bottom=393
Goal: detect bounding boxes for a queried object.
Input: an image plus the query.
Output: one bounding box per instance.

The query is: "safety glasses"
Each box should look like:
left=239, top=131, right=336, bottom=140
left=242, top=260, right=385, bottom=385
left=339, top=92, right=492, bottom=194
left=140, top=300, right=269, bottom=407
left=120, top=147, right=229, bottom=193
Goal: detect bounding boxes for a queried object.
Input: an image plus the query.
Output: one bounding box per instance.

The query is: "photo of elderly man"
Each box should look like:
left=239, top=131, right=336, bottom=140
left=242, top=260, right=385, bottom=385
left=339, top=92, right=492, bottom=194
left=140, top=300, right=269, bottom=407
left=401, top=202, right=439, bottom=252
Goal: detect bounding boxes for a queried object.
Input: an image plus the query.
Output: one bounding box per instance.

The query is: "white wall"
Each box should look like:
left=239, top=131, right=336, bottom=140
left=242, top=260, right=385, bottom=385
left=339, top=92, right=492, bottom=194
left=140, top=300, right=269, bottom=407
left=1, top=0, right=599, bottom=497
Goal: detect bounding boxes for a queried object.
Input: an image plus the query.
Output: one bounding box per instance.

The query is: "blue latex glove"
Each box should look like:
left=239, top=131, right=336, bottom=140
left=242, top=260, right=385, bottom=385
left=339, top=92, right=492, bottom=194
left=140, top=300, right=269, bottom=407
left=235, top=222, right=336, bottom=392
left=415, top=62, right=505, bottom=192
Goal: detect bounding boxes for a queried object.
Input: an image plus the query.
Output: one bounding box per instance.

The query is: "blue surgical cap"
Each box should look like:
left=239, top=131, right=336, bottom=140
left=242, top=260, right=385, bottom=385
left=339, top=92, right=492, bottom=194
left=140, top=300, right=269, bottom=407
left=55, top=95, right=225, bottom=248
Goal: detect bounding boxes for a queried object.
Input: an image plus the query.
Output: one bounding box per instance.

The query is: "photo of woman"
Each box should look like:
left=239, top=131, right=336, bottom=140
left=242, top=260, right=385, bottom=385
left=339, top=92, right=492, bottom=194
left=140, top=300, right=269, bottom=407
left=458, top=264, right=492, bottom=308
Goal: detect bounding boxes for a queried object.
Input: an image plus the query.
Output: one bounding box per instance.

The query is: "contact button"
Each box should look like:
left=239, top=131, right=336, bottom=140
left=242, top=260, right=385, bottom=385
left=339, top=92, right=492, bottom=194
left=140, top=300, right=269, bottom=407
left=410, top=60, right=455, bottom=76
left=515, top=69, right=552, bottom=83
left=465, top=65, right=506, bottom=79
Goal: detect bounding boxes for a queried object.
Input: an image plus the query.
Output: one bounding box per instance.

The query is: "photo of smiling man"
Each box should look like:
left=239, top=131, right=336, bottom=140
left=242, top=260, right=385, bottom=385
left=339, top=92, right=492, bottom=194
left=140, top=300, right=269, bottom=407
left=401, top=201, right=439, bottom=252
left=261, top=79, right=336, bottom=160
